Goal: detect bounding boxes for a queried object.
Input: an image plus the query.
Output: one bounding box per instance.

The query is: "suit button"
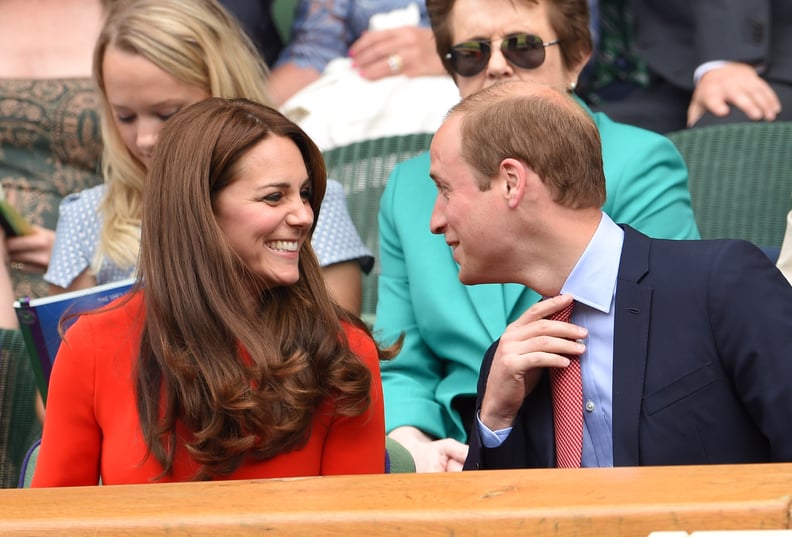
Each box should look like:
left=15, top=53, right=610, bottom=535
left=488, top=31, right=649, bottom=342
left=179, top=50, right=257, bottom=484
left=751, top=19, right=765, bottom=43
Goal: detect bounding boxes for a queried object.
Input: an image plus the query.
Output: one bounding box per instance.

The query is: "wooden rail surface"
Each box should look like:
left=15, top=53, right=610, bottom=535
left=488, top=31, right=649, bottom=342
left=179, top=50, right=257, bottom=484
left=1, top=463, right=791, bottom=536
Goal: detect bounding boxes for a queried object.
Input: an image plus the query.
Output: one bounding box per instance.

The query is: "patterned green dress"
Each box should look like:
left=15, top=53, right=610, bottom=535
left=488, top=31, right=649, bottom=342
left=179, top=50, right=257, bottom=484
left=0, top=77, right=103, bottom=299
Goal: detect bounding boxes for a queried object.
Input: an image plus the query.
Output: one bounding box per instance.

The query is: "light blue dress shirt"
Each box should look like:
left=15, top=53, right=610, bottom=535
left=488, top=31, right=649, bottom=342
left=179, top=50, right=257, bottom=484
left=478, top=213, right=623, bottom=467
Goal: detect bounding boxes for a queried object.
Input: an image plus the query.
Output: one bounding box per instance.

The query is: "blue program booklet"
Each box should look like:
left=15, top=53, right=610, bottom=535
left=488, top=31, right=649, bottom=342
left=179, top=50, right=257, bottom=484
left=13, top=278, right=135, bottom=403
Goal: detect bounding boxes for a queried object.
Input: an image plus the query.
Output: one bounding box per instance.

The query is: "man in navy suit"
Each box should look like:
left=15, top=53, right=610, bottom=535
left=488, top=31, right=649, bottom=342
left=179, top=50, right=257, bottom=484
left=426, top=80, right=792, bottom=470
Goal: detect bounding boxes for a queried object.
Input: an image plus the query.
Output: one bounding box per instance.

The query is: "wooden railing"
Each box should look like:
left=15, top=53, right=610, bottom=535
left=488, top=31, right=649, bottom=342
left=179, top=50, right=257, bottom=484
left=1, top=463, right=791, bottom=536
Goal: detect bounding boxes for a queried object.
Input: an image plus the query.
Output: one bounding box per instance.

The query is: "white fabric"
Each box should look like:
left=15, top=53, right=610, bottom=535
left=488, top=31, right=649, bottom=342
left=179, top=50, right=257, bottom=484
left=776, top=208, right=792, bottom=284
left=279, top=3, right=460, bottom=151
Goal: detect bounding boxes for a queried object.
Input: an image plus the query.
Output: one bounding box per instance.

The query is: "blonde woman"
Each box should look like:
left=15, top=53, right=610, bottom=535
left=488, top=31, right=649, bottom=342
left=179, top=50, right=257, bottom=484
left=45, top=0, right=372, bottom=314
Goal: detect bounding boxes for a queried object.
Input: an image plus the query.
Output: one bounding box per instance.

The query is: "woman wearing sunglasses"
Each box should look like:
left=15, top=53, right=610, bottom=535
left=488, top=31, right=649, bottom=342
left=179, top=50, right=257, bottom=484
left=375, top=0, right=701, bottom=472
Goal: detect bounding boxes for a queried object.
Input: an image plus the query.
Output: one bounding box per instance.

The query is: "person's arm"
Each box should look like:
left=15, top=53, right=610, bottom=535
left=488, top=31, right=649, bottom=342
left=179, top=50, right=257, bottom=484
left=320, top=324, right=385, bottom=474
left=387, top=425, right=468, bottom=473
left=0, top=231, right=44, bottom=466
left=1, top=234, right=46, bottom=425
left=600, top=121, right=700, bottom=240
left=48, top=269, right=98, bottom=296
left=685, top=1, right=777, bottom=126
left=267, top=63, right=322, bottom=108
left=708, top=240, right=792, bottom=460
left=0, top=234, right=18, bottom=328
left=267, top=0, right=351, bottom=107
left=477, top=295, right=585, bottom=432
left=44, top=191, right=101, bottom=295
left=31, top=315, right=102, bottom=486
left=310, top=180, right=372, bottom=316
left=322, top=261, right=362, bottom=315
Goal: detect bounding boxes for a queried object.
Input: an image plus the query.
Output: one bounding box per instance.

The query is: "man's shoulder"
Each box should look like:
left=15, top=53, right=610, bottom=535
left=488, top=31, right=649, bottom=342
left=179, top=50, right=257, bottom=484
left=624, top=228, right=772, bottom=276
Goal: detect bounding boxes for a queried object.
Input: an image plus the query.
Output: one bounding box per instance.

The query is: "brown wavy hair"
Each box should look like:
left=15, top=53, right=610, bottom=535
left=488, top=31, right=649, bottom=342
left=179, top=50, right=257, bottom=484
left=427, top=0, right=592, bottom=79
left=136, top=97, right=391, bottom=480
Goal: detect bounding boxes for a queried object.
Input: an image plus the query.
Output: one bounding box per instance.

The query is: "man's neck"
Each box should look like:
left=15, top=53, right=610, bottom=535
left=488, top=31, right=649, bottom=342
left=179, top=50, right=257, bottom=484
left=520, top=210, right=604, bottom=297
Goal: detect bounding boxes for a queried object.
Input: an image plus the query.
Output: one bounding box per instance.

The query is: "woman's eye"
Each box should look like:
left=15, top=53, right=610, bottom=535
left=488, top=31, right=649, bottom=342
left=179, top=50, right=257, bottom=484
left=116, top=114, right=135, bottom=124
left=300, top=187, right=313, bottom=200
left=262, top=192, right=283, bottom=203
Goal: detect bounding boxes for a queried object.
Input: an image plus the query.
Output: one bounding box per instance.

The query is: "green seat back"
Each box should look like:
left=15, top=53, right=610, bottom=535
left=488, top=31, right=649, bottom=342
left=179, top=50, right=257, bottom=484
left=322, top=133, right=434, bottom=324
left=667, top=121, right=792, bottom=250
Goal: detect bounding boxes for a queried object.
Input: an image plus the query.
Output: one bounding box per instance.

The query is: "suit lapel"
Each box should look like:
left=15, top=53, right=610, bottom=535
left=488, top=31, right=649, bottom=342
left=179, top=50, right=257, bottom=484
left=612, top=227, right=652, bottom=466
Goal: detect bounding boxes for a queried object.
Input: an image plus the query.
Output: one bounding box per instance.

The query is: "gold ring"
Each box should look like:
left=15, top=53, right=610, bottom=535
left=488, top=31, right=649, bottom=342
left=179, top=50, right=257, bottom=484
left=387, top=53, right=403, bottom=74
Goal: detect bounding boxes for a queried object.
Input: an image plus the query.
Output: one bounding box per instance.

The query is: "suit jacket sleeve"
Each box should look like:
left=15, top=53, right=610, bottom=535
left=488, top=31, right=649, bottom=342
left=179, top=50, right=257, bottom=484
left=707, top=240, right=792, bottom=460
left=632, top=0, right=774, bottom=89
left=694, top=0, right=770, bottom=65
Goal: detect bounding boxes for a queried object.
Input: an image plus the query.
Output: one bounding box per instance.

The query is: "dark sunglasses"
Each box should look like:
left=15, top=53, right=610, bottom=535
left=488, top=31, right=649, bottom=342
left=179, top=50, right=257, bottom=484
left=445, top=33, right=560, bottom=77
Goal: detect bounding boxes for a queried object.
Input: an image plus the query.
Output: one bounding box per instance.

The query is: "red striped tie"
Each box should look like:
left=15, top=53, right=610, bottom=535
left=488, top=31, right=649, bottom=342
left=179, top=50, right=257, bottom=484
left=547, top=300, right=583, bottom=468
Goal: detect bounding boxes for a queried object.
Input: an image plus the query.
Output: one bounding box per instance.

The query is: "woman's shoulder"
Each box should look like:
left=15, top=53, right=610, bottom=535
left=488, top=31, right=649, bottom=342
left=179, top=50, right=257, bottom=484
left=592, top=110, right=680, bottom=155
left=340, top=320, right=377, bottom=363
left=60, top=184, right=106, bottom=214
left=67, top=289, right=144, bottom=336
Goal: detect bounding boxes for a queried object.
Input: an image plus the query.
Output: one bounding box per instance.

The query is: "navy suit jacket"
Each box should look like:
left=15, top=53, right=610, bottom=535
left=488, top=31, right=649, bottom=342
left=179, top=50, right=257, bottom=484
left=465, top=226, right=792, bottom=470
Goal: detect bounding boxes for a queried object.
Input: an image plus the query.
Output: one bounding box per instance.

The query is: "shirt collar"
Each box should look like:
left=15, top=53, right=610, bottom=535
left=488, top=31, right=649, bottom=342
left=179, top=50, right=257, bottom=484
left=560, top=213, right=623, bottom=314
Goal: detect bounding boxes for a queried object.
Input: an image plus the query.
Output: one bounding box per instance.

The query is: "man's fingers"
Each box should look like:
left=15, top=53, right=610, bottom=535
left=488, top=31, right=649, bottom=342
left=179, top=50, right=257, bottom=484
left=498, top=335, right=585, bottom=365
left=511, top=294, right=575, bottom=327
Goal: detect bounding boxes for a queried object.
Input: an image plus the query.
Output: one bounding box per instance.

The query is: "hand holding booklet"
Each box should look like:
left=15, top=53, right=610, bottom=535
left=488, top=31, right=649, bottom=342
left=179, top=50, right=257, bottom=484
left=0, top=199, right=33, bottom=237
left=13, top=278, right=135, bottom=403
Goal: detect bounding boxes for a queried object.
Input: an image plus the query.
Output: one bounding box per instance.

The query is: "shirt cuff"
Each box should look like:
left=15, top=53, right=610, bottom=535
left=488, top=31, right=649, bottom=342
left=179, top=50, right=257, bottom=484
left=477, top=411, right=513, bottom=448
left=693, top=60, right=730, bottom=85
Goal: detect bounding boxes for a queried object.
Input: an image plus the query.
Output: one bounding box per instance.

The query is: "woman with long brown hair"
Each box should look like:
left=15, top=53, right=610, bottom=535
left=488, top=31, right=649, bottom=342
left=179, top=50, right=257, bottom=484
left=32, top=98, right=391, bottom=485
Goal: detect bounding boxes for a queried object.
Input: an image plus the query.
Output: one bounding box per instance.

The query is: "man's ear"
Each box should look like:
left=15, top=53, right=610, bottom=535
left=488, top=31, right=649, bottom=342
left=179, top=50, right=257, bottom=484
left=501, top=158, right=527, bottom=209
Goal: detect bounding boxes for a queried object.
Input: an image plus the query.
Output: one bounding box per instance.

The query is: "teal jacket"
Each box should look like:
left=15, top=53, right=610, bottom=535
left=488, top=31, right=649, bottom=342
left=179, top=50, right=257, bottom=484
left=375, top=107, right=700, bottom=443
